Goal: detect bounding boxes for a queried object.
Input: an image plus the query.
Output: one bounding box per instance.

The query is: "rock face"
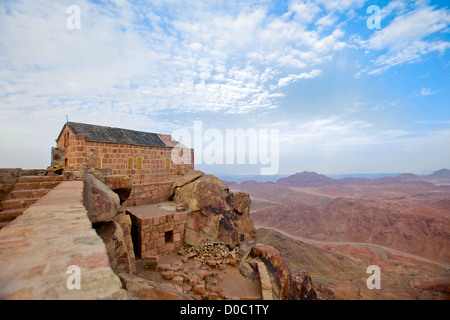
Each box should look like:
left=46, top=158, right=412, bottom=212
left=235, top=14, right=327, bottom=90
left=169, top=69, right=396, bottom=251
left=95, top=215, right=136, bottom=275
left=83, top=173, right=136, bottom=276
left=239, top=241, right=318, bottom=300
left=83, top=173, right=120, bottom=223
left=171, top=171, right=256, bottom=247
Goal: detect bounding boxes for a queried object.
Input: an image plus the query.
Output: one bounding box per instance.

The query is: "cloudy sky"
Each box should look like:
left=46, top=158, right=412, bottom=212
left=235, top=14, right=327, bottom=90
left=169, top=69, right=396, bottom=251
left=0, top=0, right=449, bottom=176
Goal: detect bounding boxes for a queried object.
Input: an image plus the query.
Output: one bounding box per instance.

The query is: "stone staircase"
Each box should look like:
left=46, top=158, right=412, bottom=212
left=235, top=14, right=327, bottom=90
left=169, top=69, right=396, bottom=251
left=0, top=175, right=64, bottom=229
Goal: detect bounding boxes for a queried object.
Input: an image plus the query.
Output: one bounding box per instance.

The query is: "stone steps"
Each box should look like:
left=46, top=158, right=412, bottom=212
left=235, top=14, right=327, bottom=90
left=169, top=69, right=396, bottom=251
left=9, top=189, right=50, bottom=199
left=1, top=198, right=39, bottom=210
left=0, top=209, right=24, bottom=223
left=13, top=181, right=62, bottom=191
left=0, top=175, right=64, bottom=228
left=18, top=175, right=64, bottom=183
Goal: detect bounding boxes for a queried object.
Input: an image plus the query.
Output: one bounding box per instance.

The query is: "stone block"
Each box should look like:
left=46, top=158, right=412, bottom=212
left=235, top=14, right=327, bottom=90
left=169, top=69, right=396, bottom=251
left=172, top=276, right=184, bottom=286
left=83, top=173, right=120, bottom=223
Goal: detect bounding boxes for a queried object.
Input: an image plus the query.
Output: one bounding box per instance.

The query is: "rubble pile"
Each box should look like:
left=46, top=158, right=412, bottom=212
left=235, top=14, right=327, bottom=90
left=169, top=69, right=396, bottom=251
left=178, top=243, right=239, bottom=269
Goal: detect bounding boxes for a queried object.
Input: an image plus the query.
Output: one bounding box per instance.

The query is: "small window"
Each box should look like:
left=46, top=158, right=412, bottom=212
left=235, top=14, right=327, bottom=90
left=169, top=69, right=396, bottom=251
left=165, top=231, right=173, bottom=243
left=63, top=132, right=69, bottom=147
left=97, top=158, right=102, bottom=169
left=137, top=157, right=143, bottom=169
left=165, top=157, right=171, bottom=169
left=65, top=158, right=68, bottom=167
left=128, top=157, right=134, bottom=170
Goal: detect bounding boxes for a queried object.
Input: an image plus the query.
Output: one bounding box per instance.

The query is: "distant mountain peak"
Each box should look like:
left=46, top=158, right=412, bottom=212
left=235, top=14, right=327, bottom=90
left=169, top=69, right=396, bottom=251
left=427, top=168, right=450, bottom=178
left=277, top=171, right=335, bottom=187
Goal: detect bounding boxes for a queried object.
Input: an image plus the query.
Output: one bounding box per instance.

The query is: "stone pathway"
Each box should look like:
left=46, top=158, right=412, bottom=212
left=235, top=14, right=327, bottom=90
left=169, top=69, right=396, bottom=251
left=0, top=182, right=128, bottom=299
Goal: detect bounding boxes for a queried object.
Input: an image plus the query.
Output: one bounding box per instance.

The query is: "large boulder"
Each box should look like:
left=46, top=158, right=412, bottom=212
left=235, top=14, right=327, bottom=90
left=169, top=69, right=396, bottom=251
left=83, top=173, right=120, bottom=223
left=172, top=171, right=256, bottom=247
left=83, top=173, right=136, bottom=275
left=170, top=170, right=205, bottom=198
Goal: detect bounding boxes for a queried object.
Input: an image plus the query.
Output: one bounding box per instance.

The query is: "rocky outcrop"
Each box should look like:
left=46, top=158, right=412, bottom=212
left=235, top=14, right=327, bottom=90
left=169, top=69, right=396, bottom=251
left=83, top=173, right=120, bottom=224
left=171, top=171, right=257, bottom=247
left=95, top=215, right=136, bottom=275
left=83, top=173, right=136, bottom=276
left=238, top=241, right=318, bottom=300
left=119, top=272, right=192, bottom=300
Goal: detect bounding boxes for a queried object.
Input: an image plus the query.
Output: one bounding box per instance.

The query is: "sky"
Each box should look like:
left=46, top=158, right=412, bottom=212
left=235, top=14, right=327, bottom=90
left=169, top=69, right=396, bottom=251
left=0, top=0, right=449, bottom=176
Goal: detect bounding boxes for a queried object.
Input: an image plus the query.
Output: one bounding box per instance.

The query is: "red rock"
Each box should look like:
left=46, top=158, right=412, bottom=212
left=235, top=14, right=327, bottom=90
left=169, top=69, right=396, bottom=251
left=208, top=292, right=218, bottom=300
left=172, top=276, right=184, bottom=286
left=228, top=258, right=238, bottom=266
left=189, top=274, right=198, bottom=286
left=196, top=270, right=208, bottom=279
left=207, top=260, right=218, bottom=267
left=249, top=244, right=317, bottom=300
left=161, top=270, right=175, bottom=280
left=209, top=286, right=225, bottom=298
left=186, top=252, right=197, bottom=259
left=192, top=284, right=205, bottom=295
left=156, top=263, right=171, bottom=272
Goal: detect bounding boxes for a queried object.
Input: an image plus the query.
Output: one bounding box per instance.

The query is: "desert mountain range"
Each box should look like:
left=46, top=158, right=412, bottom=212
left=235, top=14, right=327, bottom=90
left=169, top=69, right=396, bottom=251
left=226, top=169, right=450, bottom=299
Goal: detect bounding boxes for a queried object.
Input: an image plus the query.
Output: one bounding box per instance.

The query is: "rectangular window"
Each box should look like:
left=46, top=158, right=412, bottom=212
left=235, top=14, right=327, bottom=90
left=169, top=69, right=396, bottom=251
left=165, top=157, right=171, bottom=169
left=164, top=231, right=173, bottom=243
left=98, top=158, right=102, bottom=169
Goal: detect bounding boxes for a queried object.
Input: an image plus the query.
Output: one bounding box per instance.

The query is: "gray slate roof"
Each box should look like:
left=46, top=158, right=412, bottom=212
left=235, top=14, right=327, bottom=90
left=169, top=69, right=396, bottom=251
left=66, top=122, right=167, bottom=147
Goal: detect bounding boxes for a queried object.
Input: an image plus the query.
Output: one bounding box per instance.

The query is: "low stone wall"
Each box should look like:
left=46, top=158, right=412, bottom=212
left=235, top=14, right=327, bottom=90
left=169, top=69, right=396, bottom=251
left=124, top=181, right=174, bottom=207
left=128, top=207, right=188, bottom=258
left=0, top=181, right=128, bottom=299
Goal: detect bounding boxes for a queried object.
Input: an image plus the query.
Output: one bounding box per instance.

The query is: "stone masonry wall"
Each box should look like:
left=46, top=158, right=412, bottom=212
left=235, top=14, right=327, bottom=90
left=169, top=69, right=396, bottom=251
left=124, top=182, right=173, bottom=207
left=129, top=210, right=188, bottom=258
left=0, top=181, right=128, bottom=299
left=56, top=125, right=194, bottom=205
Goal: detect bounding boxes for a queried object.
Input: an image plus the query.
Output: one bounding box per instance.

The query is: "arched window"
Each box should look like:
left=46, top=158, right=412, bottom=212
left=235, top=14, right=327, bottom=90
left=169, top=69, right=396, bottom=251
left=165, top=157, right=171, bottom=169
left=128, top=157, right=134, bottom=170
left=137, top=157, right=143, bottom=169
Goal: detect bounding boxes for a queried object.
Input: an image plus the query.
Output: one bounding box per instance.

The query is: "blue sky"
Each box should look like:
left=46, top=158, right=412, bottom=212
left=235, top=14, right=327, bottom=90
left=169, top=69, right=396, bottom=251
left=0, top=0, right=449, bottom=176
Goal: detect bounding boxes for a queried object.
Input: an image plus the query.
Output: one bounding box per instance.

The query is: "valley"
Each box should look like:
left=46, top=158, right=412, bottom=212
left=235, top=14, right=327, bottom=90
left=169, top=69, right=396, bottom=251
left=226, top=169, right=450, bottom=299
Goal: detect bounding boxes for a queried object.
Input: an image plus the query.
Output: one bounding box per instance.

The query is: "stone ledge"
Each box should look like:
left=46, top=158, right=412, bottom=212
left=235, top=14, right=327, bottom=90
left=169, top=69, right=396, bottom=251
left=0, top=181, right=127, bottom=300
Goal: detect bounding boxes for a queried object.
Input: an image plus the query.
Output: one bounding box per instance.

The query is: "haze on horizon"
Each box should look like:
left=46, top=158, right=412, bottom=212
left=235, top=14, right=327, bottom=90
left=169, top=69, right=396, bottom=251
left=0, top=0, right=449, bottom=176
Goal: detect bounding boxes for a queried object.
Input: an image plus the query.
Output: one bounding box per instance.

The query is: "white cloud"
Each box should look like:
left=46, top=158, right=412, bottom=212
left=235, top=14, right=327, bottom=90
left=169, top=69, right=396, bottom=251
left=290, top=1, right=322, bottom=24
left=316, top=13, right=338, bottom=27
left=356, top=3, right=450, bottom=76
left=274, top=69, right=322, bottom=88
left=315, top=0, right=366, bottom=12
left=420, top=88, right=436, bottom=96
left=0, top=0, right=354, bottom=122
